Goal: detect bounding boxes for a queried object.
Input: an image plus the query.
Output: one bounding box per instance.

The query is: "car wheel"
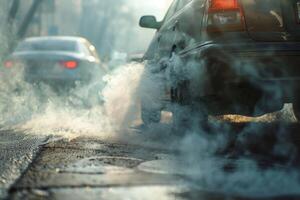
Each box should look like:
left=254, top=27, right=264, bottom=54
left=172, top=104, right=208, bottom=131
left=141, top=104, right=161, bottom=125
left=172, top=81, right=208, bottom=131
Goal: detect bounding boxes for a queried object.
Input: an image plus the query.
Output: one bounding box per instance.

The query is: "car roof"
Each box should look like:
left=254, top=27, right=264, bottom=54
left=22, top=36, right=87, bottom=43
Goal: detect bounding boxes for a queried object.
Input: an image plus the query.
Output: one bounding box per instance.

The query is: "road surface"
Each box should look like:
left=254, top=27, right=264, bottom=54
left=2, top=111, right=300, bottom=200
left=0, top=130, right=47, bottom=199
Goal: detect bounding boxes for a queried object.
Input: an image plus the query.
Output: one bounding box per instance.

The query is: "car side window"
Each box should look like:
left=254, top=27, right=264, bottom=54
left=163, top=0, right=180, bottom=22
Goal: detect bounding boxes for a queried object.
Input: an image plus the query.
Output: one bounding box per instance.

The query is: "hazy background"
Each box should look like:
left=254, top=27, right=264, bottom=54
left=0, top=0, right=172, bottom=60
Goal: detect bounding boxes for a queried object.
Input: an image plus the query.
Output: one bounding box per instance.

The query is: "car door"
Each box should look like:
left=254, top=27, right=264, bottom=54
left=166, top=0, right=207, bottom=103
left=143, top=0, right=179, bottom=62
left=155, top=0, right=181, bottom=60
left=170, top=0, right=194, bottom=53
left=173, top=0, right=206, bottom=53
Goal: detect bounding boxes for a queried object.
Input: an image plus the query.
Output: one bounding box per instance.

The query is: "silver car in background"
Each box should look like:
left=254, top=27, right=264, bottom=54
left=3, top=36, right=106, bottom=90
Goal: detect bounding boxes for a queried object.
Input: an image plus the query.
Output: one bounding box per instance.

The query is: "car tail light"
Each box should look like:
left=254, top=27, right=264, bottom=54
left=60, top=60, right=78, bottom=69
left=4, top=60, right=14, bottom=68
left=207, top=0, right=245, bottom=32
left=210, top=0, right=239, bottom=11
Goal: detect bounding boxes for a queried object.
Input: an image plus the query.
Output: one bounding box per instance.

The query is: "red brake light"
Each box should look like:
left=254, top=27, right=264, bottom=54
left=209, top=0, right=239, bottom=12
left=61, top=61, right=78, bottom=69
left=4, top=60, right=13, bottom=68
left=207, top=0, right=244, bottom=32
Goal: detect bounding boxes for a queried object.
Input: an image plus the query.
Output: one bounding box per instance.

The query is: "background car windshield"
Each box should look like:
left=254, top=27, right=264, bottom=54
left=16, top=40, right=78, bottom=52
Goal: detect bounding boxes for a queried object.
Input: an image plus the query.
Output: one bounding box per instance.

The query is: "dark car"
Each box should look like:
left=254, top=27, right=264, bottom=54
left=3, top=36, right=106, bottom=90
left=139, top=0, right=300, bottom=125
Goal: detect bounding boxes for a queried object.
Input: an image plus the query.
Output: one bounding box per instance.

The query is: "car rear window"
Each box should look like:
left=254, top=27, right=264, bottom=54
left=242, top=0, right=284, bottom=32
left=16, top=40, right=78, bottom=52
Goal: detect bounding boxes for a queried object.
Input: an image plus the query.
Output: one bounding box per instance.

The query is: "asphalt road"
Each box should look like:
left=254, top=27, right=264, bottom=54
left=3, top=115, right=300, bottom=200
left=0, top=130, right=47, bottom=199
left=0, top=105, right=299, bottom=200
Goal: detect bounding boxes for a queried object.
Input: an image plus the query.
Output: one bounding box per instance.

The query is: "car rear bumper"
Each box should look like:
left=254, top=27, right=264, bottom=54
left=183, top=42, right=300, bottom=96
left=176, top=42, right=300, bottom=115
left=24, top=75, right=89, bottom=89
left=223, top=78, right=300, bottom=100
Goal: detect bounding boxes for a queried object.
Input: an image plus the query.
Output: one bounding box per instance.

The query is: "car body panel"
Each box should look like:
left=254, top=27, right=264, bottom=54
left=3, top=36, right=105, bottom=88
left=241, top=0, right=300, bottom=42
left=141, top=0, right=300, bottom=116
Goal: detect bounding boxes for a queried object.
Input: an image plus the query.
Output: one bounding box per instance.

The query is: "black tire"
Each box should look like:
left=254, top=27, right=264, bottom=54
left=141, top=105, right=161, bottom=125
left=172, top=81, right=208, bottom=131
left=172, top=104, right=208, bottom=131
left=172, top=105, right=191, bottom=130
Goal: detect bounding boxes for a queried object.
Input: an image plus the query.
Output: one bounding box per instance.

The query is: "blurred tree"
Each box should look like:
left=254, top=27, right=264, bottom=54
left=18, top=0, right=44, bottom=38
left=0, top=0, right=14, bottom=58
left=7, top=0, right=20, bottom=24
left=0, top=0, right=45, bottom=55
left=52, top=0, right=81, bottom=36
left=79, top=0, right=135, bottom=59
